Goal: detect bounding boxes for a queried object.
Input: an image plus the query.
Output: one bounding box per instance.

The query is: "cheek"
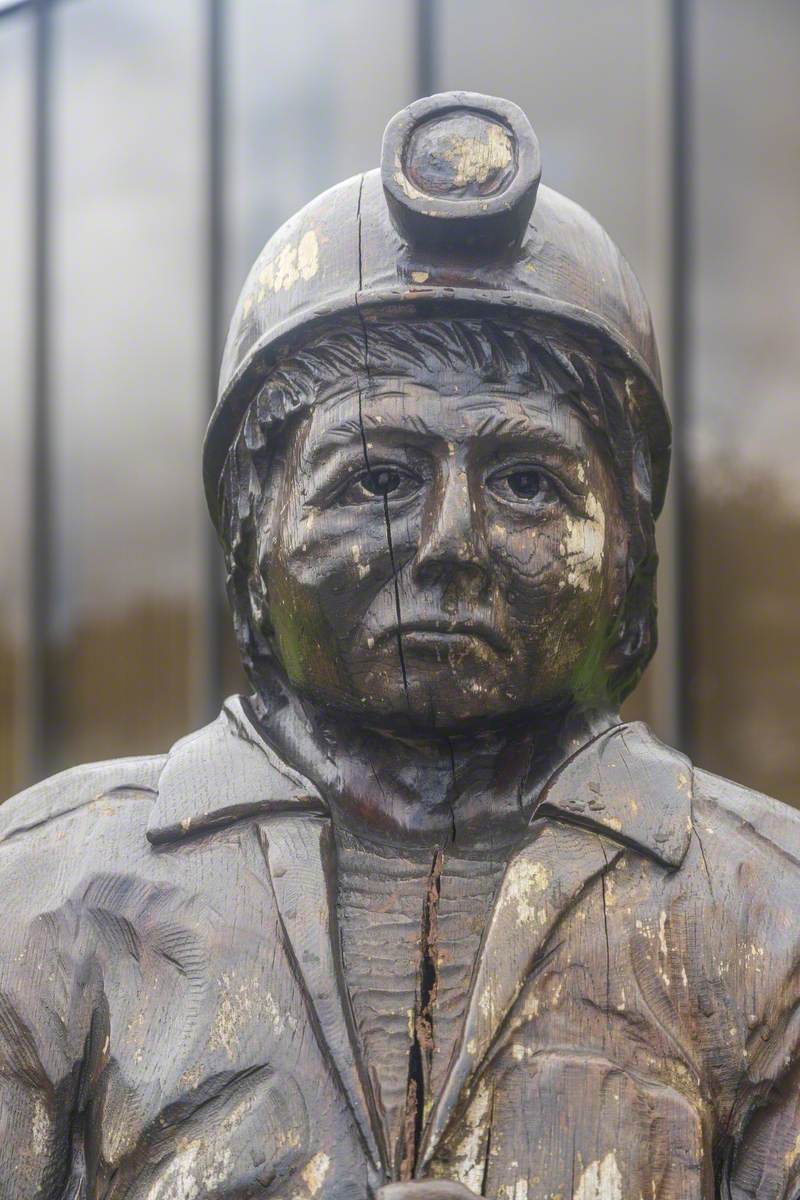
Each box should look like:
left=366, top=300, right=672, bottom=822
left=558, top=504, right=608, bottom=596
left=498, top=508, right=608, bottom=604
left=269, top=505, right=399, bottom=618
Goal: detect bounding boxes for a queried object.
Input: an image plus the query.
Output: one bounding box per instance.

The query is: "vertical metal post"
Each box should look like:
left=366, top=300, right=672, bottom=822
left=670, top=0, right=692, bottom=752
left=201, top=0, right=225, bottom=721
left=27, top=0, right=52, bottom=783
left=416, top=0, right=437, bottom=98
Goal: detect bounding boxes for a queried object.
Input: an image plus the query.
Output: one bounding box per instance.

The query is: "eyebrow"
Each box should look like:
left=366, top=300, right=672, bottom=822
left=467, top=407, right=568, bottom=443
left=303, top=411, right=427, bottom=470
left=301, top=420, right=363, bottom=475
left=304, top=398, right=583, bottom=470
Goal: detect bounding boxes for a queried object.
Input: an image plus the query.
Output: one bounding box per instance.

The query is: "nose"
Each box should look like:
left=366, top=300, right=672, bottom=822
left=412, top=462, right=490, bottom=590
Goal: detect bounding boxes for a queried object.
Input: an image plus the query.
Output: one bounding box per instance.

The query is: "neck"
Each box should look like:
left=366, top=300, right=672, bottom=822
left=247, top=666, right=618, bottom=852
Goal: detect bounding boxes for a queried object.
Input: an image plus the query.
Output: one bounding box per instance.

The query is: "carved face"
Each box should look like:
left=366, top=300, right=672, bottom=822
left=259, top=374, right=628, bottom=733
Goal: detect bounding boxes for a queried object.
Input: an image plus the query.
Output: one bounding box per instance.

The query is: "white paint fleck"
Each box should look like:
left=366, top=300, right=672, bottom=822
left=562, top=500, right=606, bottom=591
left=253, top=229, right=319, bottom=300
left=297, top=230, right=319, bottom=280
left=31, top=1096, right=49, bottom=1156
left=443, top=122, right=513, bottom=188
left=301, top=1151, right=330, bottom=1195
left=447, top=1077, right=492, bottom=1192
left=501, top=859, right=551, bottom=927
left=202, top=1147, right=233, bottom=1190
left=210, top=974, right=297, bottom=1059
left=479, top=984, right=495, bottom=1021
left=572, top=1150, right=623, bottom=1200
left=658, top=910, right=668, bottom=957
left=522, top=994, right=540, bottom=1019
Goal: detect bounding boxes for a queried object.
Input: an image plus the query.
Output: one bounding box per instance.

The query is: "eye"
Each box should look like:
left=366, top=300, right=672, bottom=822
left=506, top=468, right=545, bottom=499
left=361, top=467, right=402, bottom=496
left=338, top=464, right=421, bottom=505
left=488, top=465, right=561, bottom=506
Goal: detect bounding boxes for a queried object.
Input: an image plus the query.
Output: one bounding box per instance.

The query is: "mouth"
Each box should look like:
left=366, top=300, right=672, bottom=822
left=377, top=619, right=510, bottom=655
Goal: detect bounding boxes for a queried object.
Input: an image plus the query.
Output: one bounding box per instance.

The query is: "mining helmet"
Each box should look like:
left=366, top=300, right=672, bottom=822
left=205, top=91, right=670, bottom=525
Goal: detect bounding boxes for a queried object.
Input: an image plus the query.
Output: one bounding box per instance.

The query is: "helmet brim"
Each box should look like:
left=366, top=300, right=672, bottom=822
left=204, top=286, right=671, bottom=527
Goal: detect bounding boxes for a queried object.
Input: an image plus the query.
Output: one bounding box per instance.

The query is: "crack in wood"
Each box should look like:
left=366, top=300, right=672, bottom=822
left=400, top=847, right=443, bottom=1180
left=354, top=174, right=410, bottom=709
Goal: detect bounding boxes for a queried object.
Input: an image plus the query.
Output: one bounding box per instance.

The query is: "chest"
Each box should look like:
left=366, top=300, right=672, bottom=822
left=92, top=821, right=719, bottom=1198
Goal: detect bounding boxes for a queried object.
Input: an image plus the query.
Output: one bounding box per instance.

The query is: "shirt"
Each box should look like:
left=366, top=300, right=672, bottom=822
left=336, top=828, right=506, bottom=1176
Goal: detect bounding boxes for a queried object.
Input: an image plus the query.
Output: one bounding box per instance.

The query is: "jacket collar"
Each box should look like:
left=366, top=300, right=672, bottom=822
left=535, top=719, right=693, bottom=868
left=147, top=696, right=693, bottom=868
left=146, top=696, right=326, bottom=844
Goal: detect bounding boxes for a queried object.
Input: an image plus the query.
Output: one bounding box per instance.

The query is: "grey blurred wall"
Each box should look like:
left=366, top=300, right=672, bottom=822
left=1, top=0, right=799, bottom=807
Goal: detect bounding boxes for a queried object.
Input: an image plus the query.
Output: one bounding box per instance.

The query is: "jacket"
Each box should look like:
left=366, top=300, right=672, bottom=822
left=1, top=697, right=799, bottom=1199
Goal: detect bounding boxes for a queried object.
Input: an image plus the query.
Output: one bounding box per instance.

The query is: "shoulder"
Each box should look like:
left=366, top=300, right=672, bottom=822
left=689, top=768, right=800, bottom=1134
left=0, top=754, right=167, bottom=919
left=0, top=753, right=174, bottom=1014
left=688, top=765, right=800, bottom=978
left=0, top=752, right=165, bottom=845
left=691, top=764, right=800, bottom=873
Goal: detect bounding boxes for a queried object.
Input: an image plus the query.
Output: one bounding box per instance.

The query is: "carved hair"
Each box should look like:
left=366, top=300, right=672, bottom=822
left=219, top=316, right=658, bottom=705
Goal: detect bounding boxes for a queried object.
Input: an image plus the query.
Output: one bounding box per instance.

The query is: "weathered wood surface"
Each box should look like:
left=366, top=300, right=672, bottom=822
left=1, top=92, right=799, bottom=1200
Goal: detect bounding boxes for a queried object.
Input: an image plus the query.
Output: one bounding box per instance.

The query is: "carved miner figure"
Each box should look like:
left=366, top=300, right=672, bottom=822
left=2, top=93, right=799, bottom=1200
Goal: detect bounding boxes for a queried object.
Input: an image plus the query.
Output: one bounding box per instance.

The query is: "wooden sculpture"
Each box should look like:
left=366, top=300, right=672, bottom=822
left=1, top=92, right=798, bottom=1200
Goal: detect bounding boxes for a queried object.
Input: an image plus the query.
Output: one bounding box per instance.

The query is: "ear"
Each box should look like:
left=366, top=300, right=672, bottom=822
left=248, top=562, right=274, bottom=641
left=222, top=471, right=279, bottom=682
left=609, top=516, right=631, bottom=608
left=605, top=544, right=658, bottom=698
left=222, top=410, right=300, bottom=683
left=601, top=477, right=657, bottom=682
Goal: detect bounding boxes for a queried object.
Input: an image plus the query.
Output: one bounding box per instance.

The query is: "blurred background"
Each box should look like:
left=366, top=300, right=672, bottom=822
left=1, top=0, right=799, bottom=807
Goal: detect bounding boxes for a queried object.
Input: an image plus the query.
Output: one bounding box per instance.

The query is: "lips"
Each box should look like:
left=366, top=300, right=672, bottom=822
left=377, top=618, right=510, bottom=655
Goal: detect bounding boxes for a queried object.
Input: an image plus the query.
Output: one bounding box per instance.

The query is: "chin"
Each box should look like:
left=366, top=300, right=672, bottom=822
left=314, top=647, right=572, bottom=735
left=348, top=670, right=539, bottom=736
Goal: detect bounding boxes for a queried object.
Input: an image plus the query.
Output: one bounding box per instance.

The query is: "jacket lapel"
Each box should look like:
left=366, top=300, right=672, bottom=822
left=147, top=697, right=386, bottom=1178
left=418, top=819, right=622, bottom=1172
left=418, top=721, right=693, bottom=1171
left=536, top=721, right=693, bottom=869
left=146, top=696, right=326, bottom=843
left=258, top=814, right=386, bottom=1175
